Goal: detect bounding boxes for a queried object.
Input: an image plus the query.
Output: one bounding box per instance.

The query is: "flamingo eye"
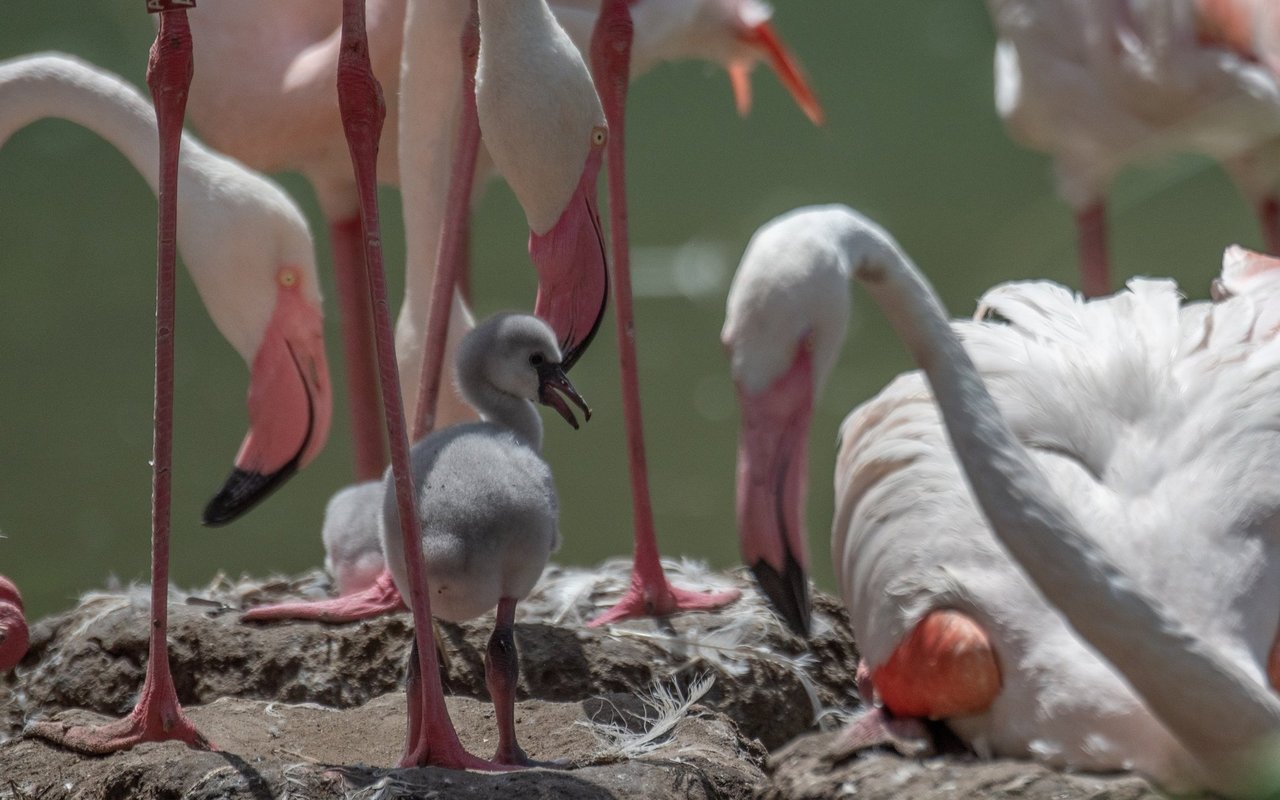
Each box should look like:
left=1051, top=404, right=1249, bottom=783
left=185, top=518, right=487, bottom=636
left=591, top=126, right=607, bottom=147
left=278, top=267, right=300, bottom=288
left=529, top=353, right=545, bottom=367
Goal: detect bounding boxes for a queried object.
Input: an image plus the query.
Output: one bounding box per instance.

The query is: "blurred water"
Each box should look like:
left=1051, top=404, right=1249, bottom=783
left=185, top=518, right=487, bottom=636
left=0, top=3, right=1263, bottom=620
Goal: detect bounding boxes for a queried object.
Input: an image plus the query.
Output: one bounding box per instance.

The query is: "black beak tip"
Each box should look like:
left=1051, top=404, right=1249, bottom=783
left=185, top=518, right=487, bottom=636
left=201, top=465, right=297, bottom=527
left=749, top=554, right=812, bottom=638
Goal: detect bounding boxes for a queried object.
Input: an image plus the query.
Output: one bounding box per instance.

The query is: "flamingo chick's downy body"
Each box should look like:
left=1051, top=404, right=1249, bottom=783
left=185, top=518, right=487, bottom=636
left=989, top=0, right=1280, bottom=297
left=0, top=54, right=332, bottom=525
left=379, top=313, right=588, bottom=766
left=0, top=577, right=28, bottom=671
left=728, top=204, right=1280, bottom=795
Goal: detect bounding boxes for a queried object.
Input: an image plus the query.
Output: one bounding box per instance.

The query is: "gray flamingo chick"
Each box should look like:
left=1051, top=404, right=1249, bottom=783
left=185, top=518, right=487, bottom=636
left=382, top=312, right=589, bottom=766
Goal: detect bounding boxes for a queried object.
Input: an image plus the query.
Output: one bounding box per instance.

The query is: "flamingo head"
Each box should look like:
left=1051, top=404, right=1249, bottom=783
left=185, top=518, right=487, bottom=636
left=527, top=131, right=610, bottom=372
left=203, top=265, right=333, bottom=526
left=0, top=576, right=27, bottom=671
left=702, top=0, right=824, bottom=126
left=729, top=341, right=815, bottom=637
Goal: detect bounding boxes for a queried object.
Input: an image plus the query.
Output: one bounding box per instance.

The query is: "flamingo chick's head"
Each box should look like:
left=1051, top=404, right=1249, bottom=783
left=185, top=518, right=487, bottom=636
left=0, top=576, right=28, bottom=671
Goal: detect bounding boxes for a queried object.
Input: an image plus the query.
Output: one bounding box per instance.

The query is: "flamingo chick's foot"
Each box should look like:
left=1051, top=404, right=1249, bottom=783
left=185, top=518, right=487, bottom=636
left=27, top=698, right=209, bottom=755
left=241, top=569, right=404, bottom=623
left=589, top=572, right=742, bottom=627
left=871, top=608, right=1001, bottom=720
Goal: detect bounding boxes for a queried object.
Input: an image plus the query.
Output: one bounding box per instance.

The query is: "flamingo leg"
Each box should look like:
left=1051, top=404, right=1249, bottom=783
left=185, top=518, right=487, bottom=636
left=487, top=596, right=542, bottom=766
left=1257, top=195, right=1280, bottom=255
left=26, top=5, right=207, bottom=753
left=335, top=0, right=493, bottom=770
left=871, top=609, right=1001, bottom=720
left=330, top=214, right=387, bottom=481
left=409, top=2, right=481, bottom=443
left=587, top=0, right=740, bottom=627
left=1076, top=201, right=1111, bottom=298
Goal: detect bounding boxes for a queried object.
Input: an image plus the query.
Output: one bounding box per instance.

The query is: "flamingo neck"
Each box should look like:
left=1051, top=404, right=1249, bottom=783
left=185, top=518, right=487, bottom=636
left=848, top=215, right=1280, bottom=793
left=0, top=54, right=213, bottom=200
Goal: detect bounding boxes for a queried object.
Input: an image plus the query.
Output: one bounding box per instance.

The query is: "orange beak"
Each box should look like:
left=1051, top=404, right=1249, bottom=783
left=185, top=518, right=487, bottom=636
left=732, top=20, right=825, bottom=126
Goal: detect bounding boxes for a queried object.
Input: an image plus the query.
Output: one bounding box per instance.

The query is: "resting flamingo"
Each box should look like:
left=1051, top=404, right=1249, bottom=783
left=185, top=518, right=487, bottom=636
left=989, top=0, right=1280, bottom=297
left=725, top=203, right=1280, bottom=796
left=0, top=577, right=27, bottom=672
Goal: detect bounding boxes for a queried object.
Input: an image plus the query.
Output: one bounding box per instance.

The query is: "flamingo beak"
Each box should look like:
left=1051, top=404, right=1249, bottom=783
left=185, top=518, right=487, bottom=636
left=529, top=146, right=610, bottom=372
left=203, top=281, right=332, bottom=526
left=734, top=20, right=825, bottom=126
left=734, top=347, right=815, bottom=637
left=537, top=362, right=592, bottom=429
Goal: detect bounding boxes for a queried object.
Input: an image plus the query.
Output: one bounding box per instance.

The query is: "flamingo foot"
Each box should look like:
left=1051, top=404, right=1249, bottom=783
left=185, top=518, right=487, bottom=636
left=588, top=569, right=742, bottom=627
left=27, top=687, right=209, bottom=755
left=241, top=569, right=404, bottom=623
left=820, top=706, right=935, bottom=762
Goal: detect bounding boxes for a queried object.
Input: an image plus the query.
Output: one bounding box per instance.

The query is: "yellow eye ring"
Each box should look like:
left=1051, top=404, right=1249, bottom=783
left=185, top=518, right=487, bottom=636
left=591, top=126, right=607, bottom=147
left=278, top=268, right=299, bottom=288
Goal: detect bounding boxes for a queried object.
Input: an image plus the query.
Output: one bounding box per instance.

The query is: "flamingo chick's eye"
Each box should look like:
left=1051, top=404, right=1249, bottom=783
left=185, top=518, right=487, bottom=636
left=591, top=126, right=607, bottom=147
left=529, top=353, right=545, bottom=366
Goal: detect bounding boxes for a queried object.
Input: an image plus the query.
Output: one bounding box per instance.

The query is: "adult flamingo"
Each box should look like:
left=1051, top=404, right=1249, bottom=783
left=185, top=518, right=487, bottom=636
left=0, top=577, right=28, bottom=671
left=989, top=0, right=1280, bottom=298
left=179, top=0, right=821, bottom=488
left=3, top=47, right=330, bottom=752
left=725, top=204, right=1280, bottom=795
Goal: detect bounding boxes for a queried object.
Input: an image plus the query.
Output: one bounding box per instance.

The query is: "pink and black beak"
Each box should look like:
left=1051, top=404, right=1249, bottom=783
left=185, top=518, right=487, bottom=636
left=731, top=19, right=825, bottom=126
left=203, top=270, right=333, bottom=526
left=529, top=142, right=610, bottom=373
left=734, top=345, right=815, bottom=637
left=0, top=576, right=27, bottom=671
left=537, top=359, right=592, bottom=429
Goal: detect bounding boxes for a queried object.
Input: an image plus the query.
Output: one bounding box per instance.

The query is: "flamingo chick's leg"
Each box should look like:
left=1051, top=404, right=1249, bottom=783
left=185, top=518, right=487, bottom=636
left=329, top=214, right=387, bottom=481
left=585, top=0, right=739, bottom=628
left=1076, top=201, right=1111, bottom=299
left=487, top=597, right=535, bottom=766
left=28, top=6, right=207, bottom=752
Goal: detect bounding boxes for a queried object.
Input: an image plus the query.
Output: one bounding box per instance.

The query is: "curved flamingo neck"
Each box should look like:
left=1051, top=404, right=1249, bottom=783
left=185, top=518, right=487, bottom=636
left=0, top=54, right=215, bottom=198
left=847, top=214, right=1280, bottom=793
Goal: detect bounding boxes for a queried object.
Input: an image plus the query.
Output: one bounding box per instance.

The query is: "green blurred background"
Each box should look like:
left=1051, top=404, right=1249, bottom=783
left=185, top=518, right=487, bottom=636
left=0, top=3, right=1263, bottom=620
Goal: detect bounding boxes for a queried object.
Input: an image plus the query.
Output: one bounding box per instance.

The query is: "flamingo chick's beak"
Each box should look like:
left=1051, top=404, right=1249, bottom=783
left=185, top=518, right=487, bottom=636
left=734, top=345, right=814, bottom=637
left=537, top=361, right=592, bottom=429
left=529, top=143, right=609, bottom=373
left=203, top=269, right=332, bottom=526
left=730, top=20, right=825, bottom=126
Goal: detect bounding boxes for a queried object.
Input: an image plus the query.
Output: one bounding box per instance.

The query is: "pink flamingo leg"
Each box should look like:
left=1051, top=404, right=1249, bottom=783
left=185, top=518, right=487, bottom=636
left=27, top=5, right=208, bottom=753
left=409, top=2, right=481, bottom=443
left=587, top=0, right=740, bottom=627
left=1257, top=195, right=1280, bottom=255
left=1076, top=201, right=1111, bottom=299
left=330, top=214, right=388, bottom=481
left=335, top=0, right=494, bottom=770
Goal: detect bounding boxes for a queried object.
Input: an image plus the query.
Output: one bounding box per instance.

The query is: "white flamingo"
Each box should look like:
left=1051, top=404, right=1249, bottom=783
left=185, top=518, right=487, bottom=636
left=989, top=0, right=1280, bottom=297
left=725, top=204, right=1280, bottom=796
